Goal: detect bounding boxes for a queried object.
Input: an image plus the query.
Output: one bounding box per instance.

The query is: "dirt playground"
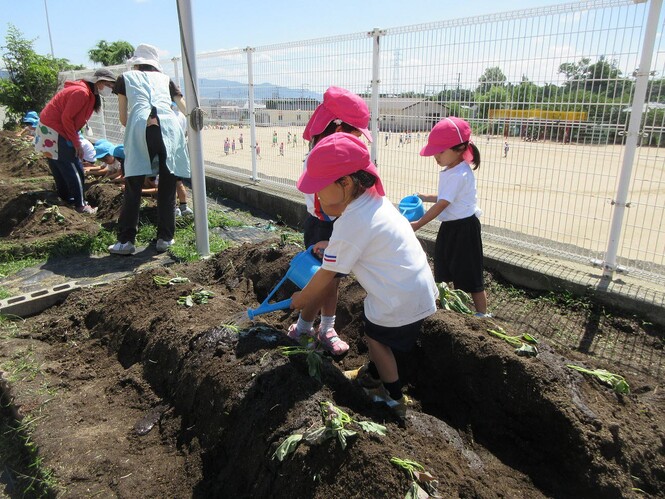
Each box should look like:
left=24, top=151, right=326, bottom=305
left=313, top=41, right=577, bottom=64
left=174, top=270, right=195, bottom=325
left=0, top=130, right=663, bottom=498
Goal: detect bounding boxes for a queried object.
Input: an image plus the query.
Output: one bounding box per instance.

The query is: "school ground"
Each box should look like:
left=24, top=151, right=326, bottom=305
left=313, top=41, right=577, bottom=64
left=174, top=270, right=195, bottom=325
left=199, top=126, right=665, bottom=271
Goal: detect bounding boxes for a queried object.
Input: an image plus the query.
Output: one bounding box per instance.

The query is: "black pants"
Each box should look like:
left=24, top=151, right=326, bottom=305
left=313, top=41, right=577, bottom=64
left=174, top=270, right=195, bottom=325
left=47, top=135, right=85, bottom=208
left=117, top=125, right=177, bottom=244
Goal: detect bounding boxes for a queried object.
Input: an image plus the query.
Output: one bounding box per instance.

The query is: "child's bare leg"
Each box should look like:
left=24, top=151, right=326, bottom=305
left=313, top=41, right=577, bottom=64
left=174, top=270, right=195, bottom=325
left=471, top=291, right=488, bottom=314
left=366, top=336, right=398, bottom=383
left=176, top=181, right=187, bottom=204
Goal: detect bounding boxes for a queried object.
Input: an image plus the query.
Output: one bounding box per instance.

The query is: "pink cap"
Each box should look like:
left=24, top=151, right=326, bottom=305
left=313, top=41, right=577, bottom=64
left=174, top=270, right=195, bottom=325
left=420, top=117, right=472, bottom=157
left=297, top=133, right=384, bottom=196
left=303, top=86, right=373, bottom=142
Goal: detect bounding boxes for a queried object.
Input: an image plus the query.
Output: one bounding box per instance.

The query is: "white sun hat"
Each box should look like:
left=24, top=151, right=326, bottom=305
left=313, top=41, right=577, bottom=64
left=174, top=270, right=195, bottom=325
left=127, top=43, right=163, bottom=72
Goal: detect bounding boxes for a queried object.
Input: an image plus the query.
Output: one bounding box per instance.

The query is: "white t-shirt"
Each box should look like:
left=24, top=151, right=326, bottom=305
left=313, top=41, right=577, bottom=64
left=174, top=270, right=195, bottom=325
left=80, top=138, right=96, bottom=163
left=436, top=161, right=482, bottom=222
left=322, top=190, right=438, bottom=327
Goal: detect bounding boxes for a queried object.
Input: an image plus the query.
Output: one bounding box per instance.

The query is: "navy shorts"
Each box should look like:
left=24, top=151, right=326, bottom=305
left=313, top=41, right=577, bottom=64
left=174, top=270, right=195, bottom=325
left=434, top=215, right=485, bottom=293
left=363, top=312, right=425, bottom=352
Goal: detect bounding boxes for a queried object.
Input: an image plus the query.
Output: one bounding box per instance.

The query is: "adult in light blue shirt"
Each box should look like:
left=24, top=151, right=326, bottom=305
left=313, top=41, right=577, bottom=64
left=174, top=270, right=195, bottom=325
left=108, top=43, right=190, bottom=255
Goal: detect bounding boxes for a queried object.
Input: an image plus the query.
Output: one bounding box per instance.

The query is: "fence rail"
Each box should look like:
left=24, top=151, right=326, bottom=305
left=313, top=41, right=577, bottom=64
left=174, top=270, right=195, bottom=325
left=69, top=0, right=665, bottom=282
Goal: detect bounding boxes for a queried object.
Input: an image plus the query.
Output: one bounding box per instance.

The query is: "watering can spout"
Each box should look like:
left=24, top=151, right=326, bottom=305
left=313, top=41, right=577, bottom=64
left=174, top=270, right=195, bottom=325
left=246, top=246, right=321, bottom=320
left=247, top=298, right=292, bottom=320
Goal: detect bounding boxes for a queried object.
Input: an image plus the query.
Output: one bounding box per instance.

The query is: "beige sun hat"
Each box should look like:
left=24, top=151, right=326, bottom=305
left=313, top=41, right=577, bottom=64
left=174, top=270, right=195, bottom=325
left=127, top=43, right=163, bottom=72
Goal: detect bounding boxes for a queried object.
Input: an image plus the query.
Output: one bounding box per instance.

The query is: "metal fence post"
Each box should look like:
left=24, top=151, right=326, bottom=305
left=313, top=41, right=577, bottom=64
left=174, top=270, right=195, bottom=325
left=369, top=28, right=384, bottom=166
left=177, top=0, right=210, bottom=257
left=601, top=0, right=663, bottom=279
left=172, top=56, right=181, bottom=88
left=246, top=47, right=258, bottom=181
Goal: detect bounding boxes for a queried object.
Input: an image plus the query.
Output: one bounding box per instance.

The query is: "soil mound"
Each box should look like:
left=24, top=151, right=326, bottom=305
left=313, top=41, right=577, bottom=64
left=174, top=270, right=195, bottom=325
left=10, top=242, right=662, bottom=498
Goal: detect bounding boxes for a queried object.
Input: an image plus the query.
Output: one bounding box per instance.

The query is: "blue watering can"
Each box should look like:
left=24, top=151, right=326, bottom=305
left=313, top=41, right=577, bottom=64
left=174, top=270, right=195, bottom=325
left=399, top=195, right=425, bottom=222
left=246, top=246, right=321, bottom=320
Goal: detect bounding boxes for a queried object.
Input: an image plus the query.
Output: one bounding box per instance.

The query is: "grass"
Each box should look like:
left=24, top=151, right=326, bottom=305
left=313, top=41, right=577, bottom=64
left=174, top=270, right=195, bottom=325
left=9, top=176, right=53, bottom=184
left=2, top=347, right=42, bottom=383
left=169, top=209, right=240, bottom=262
left=0, top=407, right=59, bottom=497
left=0, top=314, right=23, bottom=339
left=0, top=207, right=247, bottom=287
left=0, top=340, right=59, bottom=496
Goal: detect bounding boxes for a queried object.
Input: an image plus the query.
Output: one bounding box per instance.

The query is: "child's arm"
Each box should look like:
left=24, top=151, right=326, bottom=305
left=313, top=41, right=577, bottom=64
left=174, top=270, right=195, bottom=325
left=411, top=199, right=450, bottom=231
left=418, top=193, right=438, bottom=203
left=290, top=268, right=337, bottom=310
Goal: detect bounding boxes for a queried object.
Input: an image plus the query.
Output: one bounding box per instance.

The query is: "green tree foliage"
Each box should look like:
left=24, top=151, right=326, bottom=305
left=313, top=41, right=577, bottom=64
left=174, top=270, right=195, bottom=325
left=477, top=66, right=507, bottom=93
left=0, top=24, right=83, bottom=127
left=558, top=56, right=631, bottom=96
left=88, top=40, right=134, bottom=66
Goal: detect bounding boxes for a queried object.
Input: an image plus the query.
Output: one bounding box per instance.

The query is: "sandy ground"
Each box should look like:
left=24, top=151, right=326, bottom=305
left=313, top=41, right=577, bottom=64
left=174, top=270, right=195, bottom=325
left=200, top=126, right=665, bottom=267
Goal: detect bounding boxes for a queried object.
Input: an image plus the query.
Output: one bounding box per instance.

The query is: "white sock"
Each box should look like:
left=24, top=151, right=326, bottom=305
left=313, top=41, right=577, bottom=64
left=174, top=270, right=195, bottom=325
left=319, top=315, right=336, bottom=332
left=297, top=315, right=314, bottom=334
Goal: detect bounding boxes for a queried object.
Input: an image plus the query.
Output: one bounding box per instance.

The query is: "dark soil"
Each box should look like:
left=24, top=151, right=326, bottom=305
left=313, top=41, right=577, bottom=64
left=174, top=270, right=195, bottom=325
left=0, top=130, right=663, bottom=498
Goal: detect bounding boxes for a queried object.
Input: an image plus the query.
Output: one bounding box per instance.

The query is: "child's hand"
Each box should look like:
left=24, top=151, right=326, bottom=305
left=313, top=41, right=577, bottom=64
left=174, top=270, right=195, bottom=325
left=312, top=241, right=328, bottom=257
left=290, top=291, right=303, bottom=310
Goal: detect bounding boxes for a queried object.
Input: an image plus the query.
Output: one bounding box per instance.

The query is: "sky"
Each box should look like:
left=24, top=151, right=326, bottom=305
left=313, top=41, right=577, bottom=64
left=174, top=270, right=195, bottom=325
left=0, top=0, right=578, bottom=68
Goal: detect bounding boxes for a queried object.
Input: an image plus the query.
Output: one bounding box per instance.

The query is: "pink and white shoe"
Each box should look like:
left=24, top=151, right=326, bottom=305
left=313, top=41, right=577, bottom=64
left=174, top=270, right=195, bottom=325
left=287, top=324, right=315, bottom=341
left=317, top=328, right=349, bottom=355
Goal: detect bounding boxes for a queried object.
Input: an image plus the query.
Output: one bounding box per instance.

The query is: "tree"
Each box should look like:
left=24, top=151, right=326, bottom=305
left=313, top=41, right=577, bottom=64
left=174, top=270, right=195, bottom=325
left=88, top=40, right=134, bottom=66
left=477, top=66, right=507, bottom=93
left=0, top=24, right=82, bottom=126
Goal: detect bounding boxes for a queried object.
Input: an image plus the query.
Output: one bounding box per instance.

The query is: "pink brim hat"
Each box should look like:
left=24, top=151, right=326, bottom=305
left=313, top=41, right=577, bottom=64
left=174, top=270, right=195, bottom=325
left=297, top=133, right=384, bottom=195
left=420, top=116, right=472, bottom=157
left=303, top=86, right=373, bottom=142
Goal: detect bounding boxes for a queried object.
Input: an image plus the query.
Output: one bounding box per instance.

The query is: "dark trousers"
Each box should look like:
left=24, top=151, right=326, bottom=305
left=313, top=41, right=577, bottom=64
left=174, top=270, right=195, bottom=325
left=117, top=125, right=177, bottom=244
left=47, top=135, right=85, bottom=208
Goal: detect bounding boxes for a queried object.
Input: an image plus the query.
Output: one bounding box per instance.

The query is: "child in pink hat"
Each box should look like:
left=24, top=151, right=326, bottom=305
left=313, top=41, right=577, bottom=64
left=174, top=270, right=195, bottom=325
left=411, top=117, right=490, bottom=317
left=292, top=133, right=438, bottom=419
left=288, top=86, right=373, bottom=355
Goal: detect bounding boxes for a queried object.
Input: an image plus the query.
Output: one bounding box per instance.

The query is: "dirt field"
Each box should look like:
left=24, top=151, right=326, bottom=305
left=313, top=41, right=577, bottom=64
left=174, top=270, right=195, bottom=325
left=0, top=130, right=664, bottom=498
left=200, top=126, right=665, bottom=268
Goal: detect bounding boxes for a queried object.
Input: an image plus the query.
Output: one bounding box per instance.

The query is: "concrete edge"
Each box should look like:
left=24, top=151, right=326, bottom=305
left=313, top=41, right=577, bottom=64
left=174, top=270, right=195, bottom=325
left=0, top=281, right=81, bottom=318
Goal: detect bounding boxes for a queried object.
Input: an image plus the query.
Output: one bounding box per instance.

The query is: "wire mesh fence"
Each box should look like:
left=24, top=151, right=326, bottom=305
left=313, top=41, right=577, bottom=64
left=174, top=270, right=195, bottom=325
left=66, top=0, right=664, bottom=282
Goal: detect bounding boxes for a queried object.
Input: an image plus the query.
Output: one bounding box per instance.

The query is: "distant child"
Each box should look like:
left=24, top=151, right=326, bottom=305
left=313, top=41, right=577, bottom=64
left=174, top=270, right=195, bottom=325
left=291, top=133, right=438, bottom=419
left=256, top=142, right=261, bottom=159
left=17, top=111, right=39, bottom=139
left=504, top=141, right=509, bottom=158
left=288, top=86, right=375, bottom=355
left=411, top=117, right=489, bottom=317
left=279, top=142, right=284, bottom=156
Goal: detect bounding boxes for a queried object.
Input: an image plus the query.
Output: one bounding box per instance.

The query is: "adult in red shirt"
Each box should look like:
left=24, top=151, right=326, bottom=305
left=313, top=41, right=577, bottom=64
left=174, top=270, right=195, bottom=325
left=35, top=68, right=116, bottom=214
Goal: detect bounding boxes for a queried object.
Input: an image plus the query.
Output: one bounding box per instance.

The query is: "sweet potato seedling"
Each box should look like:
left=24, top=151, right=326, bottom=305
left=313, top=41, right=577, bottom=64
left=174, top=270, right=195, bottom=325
left=272, top=401, right=386, bottom=461
left=488, top=326, right=539, bottom=357
left=567, top=364, right=630, bottom=394
left=390, top=457, right=441, bottom=498
left=153, top=275, right=190, bottom=286
left=436, top=282, right=473, bottom=314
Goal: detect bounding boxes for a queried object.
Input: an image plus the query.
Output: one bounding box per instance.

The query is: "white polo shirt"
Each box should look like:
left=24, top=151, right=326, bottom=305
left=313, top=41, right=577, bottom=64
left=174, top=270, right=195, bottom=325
left=322, top=190, right=438, bottom=327
left=436, top=161, right=482, bottom=222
